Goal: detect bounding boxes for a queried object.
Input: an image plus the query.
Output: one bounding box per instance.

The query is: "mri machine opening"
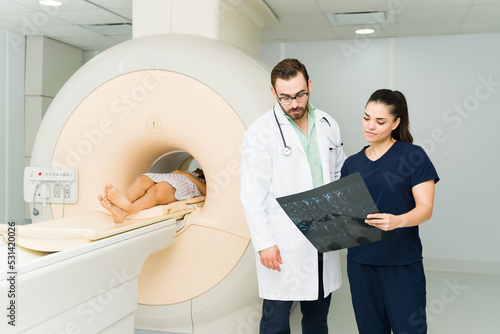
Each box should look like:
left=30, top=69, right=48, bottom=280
left=0, top=34, right=275, bottom=333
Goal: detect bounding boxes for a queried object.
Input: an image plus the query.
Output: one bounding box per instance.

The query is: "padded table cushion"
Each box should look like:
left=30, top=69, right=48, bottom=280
left=0, top=197, right=205, bottom=252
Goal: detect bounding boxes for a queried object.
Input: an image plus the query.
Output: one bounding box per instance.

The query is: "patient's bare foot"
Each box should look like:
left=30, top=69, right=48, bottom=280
left=104, top=184, right=132, bottom=212
left=98, top=194, right=127, bottom=224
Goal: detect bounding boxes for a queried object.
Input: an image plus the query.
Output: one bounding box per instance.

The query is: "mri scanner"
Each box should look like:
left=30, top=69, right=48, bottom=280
left=0, top=33, right=275, bottom=333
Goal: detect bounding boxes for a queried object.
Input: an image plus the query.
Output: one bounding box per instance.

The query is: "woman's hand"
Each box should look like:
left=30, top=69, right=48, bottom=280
left=366, top=180, right=436, bottom=231
left=365, top=213, right=402, bottom=231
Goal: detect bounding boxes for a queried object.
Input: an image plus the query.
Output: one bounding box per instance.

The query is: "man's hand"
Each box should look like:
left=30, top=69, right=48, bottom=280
left=259, top=245, right=283, bottom=272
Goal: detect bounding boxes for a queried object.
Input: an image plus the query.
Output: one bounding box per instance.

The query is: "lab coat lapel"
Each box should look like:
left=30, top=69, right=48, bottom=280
left=315, top=114, right=331, bottom=184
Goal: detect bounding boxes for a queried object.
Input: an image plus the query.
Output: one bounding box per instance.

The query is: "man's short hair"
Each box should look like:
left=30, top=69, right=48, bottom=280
left=271, top=58, right=309, bottom=88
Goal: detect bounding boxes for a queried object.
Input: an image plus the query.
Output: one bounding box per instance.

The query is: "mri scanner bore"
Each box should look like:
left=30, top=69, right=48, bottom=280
left=97, top=168, right=206, bottom=223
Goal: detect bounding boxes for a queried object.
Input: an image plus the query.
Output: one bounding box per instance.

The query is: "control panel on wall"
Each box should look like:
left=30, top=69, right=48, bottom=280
left=24, top=167, right=78, bottom=204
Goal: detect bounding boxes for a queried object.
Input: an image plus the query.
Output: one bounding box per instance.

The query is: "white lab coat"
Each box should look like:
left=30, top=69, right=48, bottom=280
left=240, top=103, right=346, bottom=300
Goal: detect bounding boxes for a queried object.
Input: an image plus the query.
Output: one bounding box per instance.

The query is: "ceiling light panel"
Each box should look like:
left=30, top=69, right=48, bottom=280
left=355, top=28, right=375, bottom=34
left=317, top=0, right=389, bottom=13
left=31, top=0, right=97, bottom=11
left=327, top=11, right=394, bottom=26
left=39, top=1, right=62, bottom=6
left=82, top=22, right=131, bottom=36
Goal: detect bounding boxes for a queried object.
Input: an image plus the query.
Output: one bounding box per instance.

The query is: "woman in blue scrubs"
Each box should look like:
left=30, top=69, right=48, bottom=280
left=341, top=89, right=439, bottom=334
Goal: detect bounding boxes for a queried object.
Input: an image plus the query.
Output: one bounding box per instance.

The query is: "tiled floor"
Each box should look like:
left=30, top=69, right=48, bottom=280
left=290, top=256, right=500, bottom=333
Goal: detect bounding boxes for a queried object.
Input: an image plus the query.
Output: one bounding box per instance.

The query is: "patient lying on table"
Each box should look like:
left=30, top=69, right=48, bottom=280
left=98, top=169, right=206, bottom=223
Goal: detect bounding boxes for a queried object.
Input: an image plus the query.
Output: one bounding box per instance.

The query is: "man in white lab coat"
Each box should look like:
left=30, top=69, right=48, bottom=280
left=240, top=58, right=345, bottom=333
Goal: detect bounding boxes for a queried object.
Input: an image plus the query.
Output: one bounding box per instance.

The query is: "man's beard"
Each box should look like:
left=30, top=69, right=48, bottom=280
left=282, top=104, right=307, bottom=121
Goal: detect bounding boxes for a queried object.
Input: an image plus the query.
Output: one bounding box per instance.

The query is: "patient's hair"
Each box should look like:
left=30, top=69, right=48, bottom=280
left=271, top=58, right=309, bottom=88
left=193, top=168, right=205, bottom=182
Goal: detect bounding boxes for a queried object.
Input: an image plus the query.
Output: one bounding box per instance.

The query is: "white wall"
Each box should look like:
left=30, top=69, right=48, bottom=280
left=0, top=30, right=26, bottom=225
left=24, top=36, right=82, bottom=170
left=261, top=33, right=500, bottom=266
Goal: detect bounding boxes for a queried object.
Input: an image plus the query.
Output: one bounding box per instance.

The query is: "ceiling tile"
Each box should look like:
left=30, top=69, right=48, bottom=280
left=396, top=6, right=469, bottom=22
left=267, top=27, right=337, bottom=42
left=264, top=0, right=323, bottom=15
left=261, top=28, right=282, bottom=41
left=81, top=0, right=132, bottom=20
left=473, top=0, right=500, bottom=4
left=37, top=24, right=103, bottom=38
left=57, top=35, right=120, bottom=50
left=52, top=9, right=130, bottom=25
left=372, top=25, right=399, bottom=39
left=459, top=19, right=500, bottom=34
left=105, top=7, right=132, bottom=20
left=0, top=12, right=73, bottom=30
left=90, top=0, right=133, bottom=8
left=397, top=0, right=474, bottom=10
left=110, top=35, right=132, bottom=42
left=466, top=4, right=500, bottom=20
left=273, top=14, right=330, bottom=29
left=0, top=0, right=36, bottom=12
left=395, top=22, right=462, bottom=36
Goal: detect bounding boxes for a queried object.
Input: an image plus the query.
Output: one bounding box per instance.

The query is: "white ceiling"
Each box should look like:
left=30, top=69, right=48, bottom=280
left=0, top=0, right=499, bottom=51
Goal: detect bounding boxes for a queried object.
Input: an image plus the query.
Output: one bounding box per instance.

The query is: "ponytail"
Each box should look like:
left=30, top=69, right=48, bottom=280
left=367, top=89, right=413, bottom=143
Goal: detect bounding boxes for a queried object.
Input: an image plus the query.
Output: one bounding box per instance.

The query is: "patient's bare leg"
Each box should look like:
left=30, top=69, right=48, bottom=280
left=98, top=194, right=127, bottom=224
left=104, top=184, right=132, bottom=212
left=103, top=176, right=154, bottom=211
left=127, top=182, right=177, bottom=215
left=126, top=175, right=156, bottom=201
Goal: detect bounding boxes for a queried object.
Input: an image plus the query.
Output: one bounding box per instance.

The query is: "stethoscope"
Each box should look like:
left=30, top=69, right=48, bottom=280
left=273, top=106, right=343, bottom=156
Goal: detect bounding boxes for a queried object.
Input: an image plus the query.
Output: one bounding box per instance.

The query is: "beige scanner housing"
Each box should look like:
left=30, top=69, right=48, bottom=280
left=4, top=34, right=274, bottom=333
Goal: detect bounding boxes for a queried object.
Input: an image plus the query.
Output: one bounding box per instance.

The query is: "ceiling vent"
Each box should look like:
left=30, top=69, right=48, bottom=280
left=82, top=23, right=132, bottom=36
left=327, top=11, right=395, bottom=26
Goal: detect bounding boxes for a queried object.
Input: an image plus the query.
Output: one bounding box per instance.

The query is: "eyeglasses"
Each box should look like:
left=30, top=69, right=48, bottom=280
left=277, top=91, right=309, bottom=105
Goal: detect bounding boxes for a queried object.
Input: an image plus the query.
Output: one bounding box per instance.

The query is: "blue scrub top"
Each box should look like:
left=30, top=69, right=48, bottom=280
left=341, top=140, right=439, bottom=266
